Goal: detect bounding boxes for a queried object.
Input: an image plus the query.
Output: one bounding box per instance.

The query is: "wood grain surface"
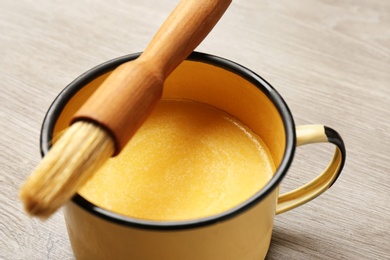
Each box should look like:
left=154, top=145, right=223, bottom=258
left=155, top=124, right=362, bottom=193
left=1, top=0, right=389, bottom=259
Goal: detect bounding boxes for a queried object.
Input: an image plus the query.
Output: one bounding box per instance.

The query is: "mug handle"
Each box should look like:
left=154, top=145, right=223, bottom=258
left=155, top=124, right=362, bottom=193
left=276, top=125, right=346, bottom=214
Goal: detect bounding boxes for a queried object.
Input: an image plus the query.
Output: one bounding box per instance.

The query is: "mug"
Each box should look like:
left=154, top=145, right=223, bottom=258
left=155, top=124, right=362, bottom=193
left=41, top=52, right=345, bottom=259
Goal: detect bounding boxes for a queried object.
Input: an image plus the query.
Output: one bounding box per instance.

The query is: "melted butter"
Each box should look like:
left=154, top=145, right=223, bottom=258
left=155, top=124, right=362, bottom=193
left=79, top=99, right=275, bottom=221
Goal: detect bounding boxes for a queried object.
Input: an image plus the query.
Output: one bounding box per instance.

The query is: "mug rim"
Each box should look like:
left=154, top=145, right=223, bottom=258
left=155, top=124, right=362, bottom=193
left=40, top=52, right=296, bottom=230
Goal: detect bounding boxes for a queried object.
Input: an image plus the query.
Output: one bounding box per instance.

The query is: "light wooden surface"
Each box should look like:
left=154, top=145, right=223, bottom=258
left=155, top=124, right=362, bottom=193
left=1, top=0, right=389, bottom=259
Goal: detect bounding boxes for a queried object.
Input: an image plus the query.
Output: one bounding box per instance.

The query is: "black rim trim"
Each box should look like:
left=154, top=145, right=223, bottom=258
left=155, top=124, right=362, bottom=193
left=40, top=52, right=296, bottom=230
left=324, top=126, right=346, bottom=187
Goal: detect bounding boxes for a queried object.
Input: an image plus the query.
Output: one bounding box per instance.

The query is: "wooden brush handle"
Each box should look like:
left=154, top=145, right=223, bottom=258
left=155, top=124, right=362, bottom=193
left=140, top=0, right=232, bottom=78
left=72, top=0, right=231, bottom=155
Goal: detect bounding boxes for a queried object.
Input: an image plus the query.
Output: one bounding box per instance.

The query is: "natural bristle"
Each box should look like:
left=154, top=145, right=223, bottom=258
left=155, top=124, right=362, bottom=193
left=19, top=121, right=115, bottom=218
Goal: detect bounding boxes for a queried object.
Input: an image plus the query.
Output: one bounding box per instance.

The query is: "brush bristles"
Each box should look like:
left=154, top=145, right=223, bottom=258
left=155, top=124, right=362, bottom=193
left=19, top=121, right=115, bottom=219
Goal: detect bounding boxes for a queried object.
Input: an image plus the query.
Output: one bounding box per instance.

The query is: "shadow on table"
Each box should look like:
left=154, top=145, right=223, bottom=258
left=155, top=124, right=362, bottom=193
left=265, top=225, right=320, bottom=259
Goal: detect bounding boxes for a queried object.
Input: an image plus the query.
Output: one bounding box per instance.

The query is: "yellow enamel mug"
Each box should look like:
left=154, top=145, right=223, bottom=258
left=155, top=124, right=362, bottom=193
left=41, top=52, right=346, bottom=259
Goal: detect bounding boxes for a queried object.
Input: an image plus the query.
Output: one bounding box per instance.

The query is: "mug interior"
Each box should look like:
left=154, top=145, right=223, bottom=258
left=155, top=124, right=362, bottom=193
left=42, top=52, right=295, bottom=229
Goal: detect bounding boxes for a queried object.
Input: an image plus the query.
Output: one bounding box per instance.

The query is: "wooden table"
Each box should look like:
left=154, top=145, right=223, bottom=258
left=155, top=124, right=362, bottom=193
left=1, top=0, right=389, bottom=259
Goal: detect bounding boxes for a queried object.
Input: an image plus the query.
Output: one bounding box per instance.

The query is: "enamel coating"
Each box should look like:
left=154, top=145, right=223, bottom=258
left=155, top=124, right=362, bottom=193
left=41, top=52, right=345, bottom=259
